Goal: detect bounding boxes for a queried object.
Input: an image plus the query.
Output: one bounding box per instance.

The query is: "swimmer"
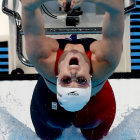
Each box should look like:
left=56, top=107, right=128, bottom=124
left=21, top=0, right=124, bottom=139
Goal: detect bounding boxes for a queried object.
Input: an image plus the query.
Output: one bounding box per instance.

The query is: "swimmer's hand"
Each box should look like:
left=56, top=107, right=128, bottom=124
left=58, top=0, right=68, bottom=11
left=21, top=0, right=48, bottom=10
left=58, top=0, right=83, bottom=11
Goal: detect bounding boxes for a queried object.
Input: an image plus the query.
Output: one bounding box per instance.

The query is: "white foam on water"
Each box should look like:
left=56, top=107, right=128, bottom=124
left=0, top=79, right=140, bottom=140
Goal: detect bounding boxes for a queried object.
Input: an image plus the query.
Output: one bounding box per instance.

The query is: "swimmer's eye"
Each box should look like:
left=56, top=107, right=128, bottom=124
left=61, top=76, right=71, bottom=84
left=76, top=76, right=88, bottom=85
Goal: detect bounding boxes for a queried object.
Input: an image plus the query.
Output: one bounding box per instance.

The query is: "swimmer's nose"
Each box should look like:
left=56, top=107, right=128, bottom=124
left=71, top=69, right=77, bottom=74
left=68, top=65, right=80, bottom=74
left=70, top=68, right=79, bottom=77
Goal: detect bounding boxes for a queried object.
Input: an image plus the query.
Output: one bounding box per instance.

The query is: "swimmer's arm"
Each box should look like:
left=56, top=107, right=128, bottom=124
left=22, top=1, right=59, bottom=63
left=92, top=11, right=124, bottom=63
left=90, top=0, right=124, bottom=79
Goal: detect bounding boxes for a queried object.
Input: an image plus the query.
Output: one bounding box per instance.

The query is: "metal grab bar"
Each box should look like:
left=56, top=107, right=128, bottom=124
left=124, top=0, right=136, bottom=14
left=2, top=0, right=33, bottom=67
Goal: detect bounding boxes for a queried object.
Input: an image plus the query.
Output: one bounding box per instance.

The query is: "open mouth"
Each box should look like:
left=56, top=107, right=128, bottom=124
left=69, top=57, right=79, bottom=65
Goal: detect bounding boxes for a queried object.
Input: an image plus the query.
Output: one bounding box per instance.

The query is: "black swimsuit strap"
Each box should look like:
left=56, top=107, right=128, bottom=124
left=57, top=38, right=96, bottom=51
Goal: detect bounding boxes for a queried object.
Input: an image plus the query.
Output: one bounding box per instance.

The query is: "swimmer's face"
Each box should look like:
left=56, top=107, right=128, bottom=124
left=57, top=50, right=91, bottom=88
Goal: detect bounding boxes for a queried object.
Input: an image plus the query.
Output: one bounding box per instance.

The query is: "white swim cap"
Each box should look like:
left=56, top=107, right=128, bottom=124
left=57, top=79, right=92, bottom=112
